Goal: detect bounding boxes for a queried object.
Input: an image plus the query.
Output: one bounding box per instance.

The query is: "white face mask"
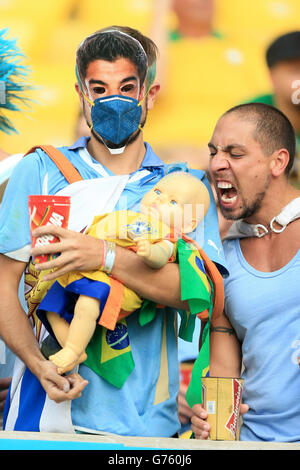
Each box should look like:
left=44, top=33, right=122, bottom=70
left=224, top=197, right=300, bottom=239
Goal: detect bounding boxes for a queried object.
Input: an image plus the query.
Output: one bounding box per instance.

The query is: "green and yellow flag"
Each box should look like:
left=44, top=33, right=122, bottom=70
left=176, top=238, right=212, bottom=342
left=84, top=238, right=214, bottom=388
left=84, top=317, right=135, bottom=389
left=139, top=239, right=212, bottom=342
left=177, top=238, right=211, bottom=316
left=185, top=295, right=213, bottom=408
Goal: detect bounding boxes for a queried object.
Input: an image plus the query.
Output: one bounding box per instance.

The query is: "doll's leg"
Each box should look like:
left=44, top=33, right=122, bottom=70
left=46, top=311, right=87, bottom=364
left=49, top=295, right=100, bottom=374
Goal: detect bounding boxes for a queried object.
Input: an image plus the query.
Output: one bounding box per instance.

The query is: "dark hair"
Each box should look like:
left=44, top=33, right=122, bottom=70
left=266, top=31, right=300, bottom=68
left=76, top=25, right=158, bottom=89
left=223, top=102, right=296, bottom=175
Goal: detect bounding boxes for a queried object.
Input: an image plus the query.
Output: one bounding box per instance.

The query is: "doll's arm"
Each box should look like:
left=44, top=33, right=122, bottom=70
left=135, top=239, right=173, bottom=269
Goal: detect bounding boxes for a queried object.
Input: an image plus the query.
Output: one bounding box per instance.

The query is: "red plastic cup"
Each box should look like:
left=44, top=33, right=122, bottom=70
left=180, top=362, right=193, bottom=387
left=28, top=195, right=70, bottom=263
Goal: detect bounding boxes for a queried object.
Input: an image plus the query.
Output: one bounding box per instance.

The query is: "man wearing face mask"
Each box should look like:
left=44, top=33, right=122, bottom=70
left=0, top=26, right=226, bottom=437
left=75, top=28, right=155, bottom=158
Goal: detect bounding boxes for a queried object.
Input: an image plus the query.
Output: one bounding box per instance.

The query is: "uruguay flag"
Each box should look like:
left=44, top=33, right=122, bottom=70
left=3, top=326, right=75, bottom=433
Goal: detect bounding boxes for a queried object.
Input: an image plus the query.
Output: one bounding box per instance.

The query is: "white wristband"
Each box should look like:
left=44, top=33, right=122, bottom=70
left=103, top=241, right=116, bottom=274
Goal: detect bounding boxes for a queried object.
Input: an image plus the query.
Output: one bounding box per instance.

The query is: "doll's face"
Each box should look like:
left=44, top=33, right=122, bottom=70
left=140, top=173, right=210, bottom=234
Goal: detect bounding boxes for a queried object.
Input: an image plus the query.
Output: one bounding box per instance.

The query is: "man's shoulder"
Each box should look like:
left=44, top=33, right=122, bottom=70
left=24, top=144, right=80, bottom=161
left=8, top=143, right=86, bottom=197
left=222, top=237, right=237, bottom=262
left=22, top=142, right=87, bottom=178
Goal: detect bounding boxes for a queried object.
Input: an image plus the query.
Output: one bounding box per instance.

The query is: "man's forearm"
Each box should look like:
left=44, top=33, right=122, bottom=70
left=0, top=255, right=47, bottom=377
left=112, top=245, right=188, bottom=310
left=0, top=285, right=47, bottom=377
left=209, top=313, right=242, bottom=378
left=29, top=226, right=188, bottom=309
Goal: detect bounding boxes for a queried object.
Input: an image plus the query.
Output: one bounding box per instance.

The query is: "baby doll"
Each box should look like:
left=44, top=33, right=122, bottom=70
left=37, top=171, right=210, bottom=374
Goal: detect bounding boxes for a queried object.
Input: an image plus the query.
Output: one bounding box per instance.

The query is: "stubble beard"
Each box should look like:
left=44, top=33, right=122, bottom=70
left=219, top=175, right=271, bottom=221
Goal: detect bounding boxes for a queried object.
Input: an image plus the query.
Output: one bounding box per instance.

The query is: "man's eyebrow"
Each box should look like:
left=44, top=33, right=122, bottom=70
left=120, top=76, right=138, bottom=84
left=88, top=76, right=138, bottom=86
left=208, top=142, right=247, bottom=152
left=88, top=79, right=107, bottom=86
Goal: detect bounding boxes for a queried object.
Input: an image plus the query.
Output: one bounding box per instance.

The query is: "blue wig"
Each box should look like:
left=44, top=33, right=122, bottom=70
left=0, top=28, right=32, bottom=134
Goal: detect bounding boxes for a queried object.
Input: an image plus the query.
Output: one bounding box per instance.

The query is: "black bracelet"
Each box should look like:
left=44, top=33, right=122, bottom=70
left=210, top=325, right=235, bottom=335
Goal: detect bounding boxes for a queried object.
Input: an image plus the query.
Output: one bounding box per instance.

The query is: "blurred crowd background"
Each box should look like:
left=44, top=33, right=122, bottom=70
left=0, top=0, right=300, bottom=183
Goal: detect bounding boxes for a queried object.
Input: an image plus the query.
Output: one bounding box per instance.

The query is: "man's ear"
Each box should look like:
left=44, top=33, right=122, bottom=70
left=270, top=149, right=290, bottom=177
left=146, top=82, right=161, bottom=110
left=75, top=82, right=84, bottom=104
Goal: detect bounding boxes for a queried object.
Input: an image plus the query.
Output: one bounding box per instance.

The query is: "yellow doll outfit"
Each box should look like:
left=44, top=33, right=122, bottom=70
left=37, top=210, right=177, bottom=333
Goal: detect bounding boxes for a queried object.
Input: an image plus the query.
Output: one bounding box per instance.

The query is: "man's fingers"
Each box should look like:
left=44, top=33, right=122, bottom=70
left=0, top=377, right=12, bottom=410
left=0, top=388, right=9, bottom=402
left=41, top=263, right=76, bottom=281
left=0, top=377, right=12, bottom=389
left=190, top=404, right=210, bottom=440
left=40, top=366, right=89, bottom=403
left=38, top=361, right=72, bottom=403
left=177, top=382, right=193, bottom=423
left=33, top=251, right=74, bottom=273
left=178, top=398, right=193, bottom=422
left=31, top=242, right=63, bottom=257
left=240, top=403, right=249, bottom=415
left=31, top=229, right=103, bottom=275
left=32, top=225, right=71, bottom=238
left=31, top=226, right=76, bottom=257
left=190, top=414, right=210, bottom=439
left=44, top=381, right=71, bottom=403
left=66, top=374, right=89, bottom=399
left=192, top=403, right=208, bottom=419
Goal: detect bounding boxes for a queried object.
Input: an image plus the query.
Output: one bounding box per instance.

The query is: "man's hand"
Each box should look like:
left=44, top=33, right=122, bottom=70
left=178, top=381, right=193, bottom=425
left=37, top=360, right=88, bottom=403
left=31, top=226, right=103, bottom=280
left=191, top=402, right=249, bottom=439
left=0, top=377, right=11, bottom=411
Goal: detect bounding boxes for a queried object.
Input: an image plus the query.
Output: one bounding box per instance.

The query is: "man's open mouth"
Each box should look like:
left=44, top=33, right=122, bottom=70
left=217, top=181, right=238, bottom=205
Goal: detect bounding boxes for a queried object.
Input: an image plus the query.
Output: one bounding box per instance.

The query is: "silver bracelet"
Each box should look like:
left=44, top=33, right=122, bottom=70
left=103, top=240, right=116, bottom=274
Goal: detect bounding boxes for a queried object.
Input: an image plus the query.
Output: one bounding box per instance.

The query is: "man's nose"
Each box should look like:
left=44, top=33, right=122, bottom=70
left=107, top=88, right=120, bottom=96
left=209, top=151, right=230, bottom=173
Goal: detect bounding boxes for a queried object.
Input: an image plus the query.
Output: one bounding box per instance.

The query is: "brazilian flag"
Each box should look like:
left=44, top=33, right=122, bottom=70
left=185, top=293, right=213, bottom=408
left=177, top=236, right=214, bottom=407
left=177, top=310, right=196, bottom=342
left=176, top=238, right=211, bottom=342
left=138, top=239, right=212, bottom=342
left=84, top=318, right=135, bottom=389
left=177, top=238, right=211, bottom=316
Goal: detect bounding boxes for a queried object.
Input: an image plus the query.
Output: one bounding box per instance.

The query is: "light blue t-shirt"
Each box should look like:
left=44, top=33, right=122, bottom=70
left=223, top=239, right=300, bottom=442
left=0, top=137, right=227, bottom=436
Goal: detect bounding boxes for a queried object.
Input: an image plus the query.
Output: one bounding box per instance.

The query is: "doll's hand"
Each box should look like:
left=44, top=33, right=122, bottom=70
left=135, top=239, right=152, bottom=259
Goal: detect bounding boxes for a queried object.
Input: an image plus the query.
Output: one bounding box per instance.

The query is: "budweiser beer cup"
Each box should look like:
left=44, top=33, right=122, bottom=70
left=201, top=377, right=244, bottom=440
left=28, top=195, right=70, bottom=263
